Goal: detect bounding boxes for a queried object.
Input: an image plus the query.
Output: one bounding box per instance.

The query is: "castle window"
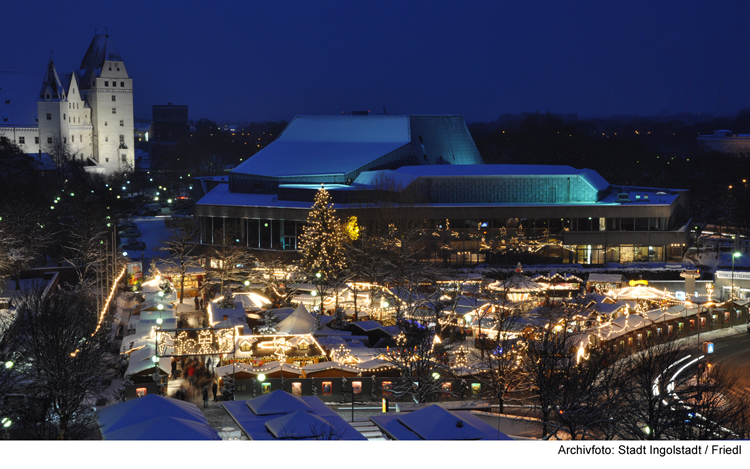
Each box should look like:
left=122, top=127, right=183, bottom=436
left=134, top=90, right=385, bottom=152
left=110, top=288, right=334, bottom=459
left=35, top=137, right=39, bottom=144
left=120, top=120, right=124, bottom=127
left=105, top=122, right=108, bottom=126
left=80, top=135, right=82, bottom=142
left=71, top=135, right=74, bottom=142
left=19, top=137, right=25, bottom=144
left=63, top=114, right=65, bottom=120
left=46, top=113, right=51, bottom=120
left=112, top=108, right=116, bottom=114
left=104, top=81, right=109, bottom=86
left=112, top=95, right=116, bottom=102
left=106, top=158, right=109, bottom=162
left=47, top=137, right=52, bottom=144
left=121, top=154, right=126, bottom=162
left=63, top=138, right=66, bottom=144
left=120, top=81, right=124, bottom=87
left=119, top=135, right=125, bottom=144
left=105, top=137, right=108, bottom=142
left=112, top=81, right=117, bottom=87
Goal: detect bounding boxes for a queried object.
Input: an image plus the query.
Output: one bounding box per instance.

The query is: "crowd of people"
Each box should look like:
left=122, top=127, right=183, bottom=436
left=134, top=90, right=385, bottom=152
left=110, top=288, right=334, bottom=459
left=171, top=356, right=221, bottom=407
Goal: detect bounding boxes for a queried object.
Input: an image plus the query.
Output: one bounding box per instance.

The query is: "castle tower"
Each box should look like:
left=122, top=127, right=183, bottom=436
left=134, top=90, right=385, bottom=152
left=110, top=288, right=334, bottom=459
left=77, top=34, right=134, bottom=172
left=37, top=59, right=68, bottom=156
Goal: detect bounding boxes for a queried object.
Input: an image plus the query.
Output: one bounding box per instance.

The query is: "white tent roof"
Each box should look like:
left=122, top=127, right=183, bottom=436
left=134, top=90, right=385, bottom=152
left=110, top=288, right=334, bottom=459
left=276, top=303, right=317, bottom=334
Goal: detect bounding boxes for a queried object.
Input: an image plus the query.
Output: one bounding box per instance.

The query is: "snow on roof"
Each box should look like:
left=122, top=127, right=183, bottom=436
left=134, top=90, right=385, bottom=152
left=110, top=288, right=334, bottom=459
left=246, top=389, right=313, bottom=416
left=587, top=273, right=626, bottom=283
left=370, top=405, right=512, bottom=440
left=232, top=115, right=411, bottom=178
left=488, top=274, right=544, bottom=292
left=103, top=415, right=221, bottom=440
left=276, top=303, right=316, bottom=334
left=264, top=410, right=335, bottom=439
left=78, top=34, right=124, bottom=88
left=126, top=344, right=170, bottom=376
left=97, top=394, right=211, bottom=437
left=223, top=392, right=366, bottom=440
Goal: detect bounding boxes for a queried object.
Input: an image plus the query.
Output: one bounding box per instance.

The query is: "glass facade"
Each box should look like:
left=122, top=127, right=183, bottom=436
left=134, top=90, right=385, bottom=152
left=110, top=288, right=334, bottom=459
left=199, top=215, right=680, bottom=264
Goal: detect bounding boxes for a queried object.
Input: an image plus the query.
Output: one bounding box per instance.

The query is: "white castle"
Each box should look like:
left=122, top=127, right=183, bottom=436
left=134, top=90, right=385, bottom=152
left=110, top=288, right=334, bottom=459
left=0, top=34, right=134, bottom=174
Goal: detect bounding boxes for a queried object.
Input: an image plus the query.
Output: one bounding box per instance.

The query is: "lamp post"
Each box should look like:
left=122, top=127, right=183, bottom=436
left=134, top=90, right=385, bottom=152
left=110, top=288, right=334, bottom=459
left=732, top=252, right=741, bottom=301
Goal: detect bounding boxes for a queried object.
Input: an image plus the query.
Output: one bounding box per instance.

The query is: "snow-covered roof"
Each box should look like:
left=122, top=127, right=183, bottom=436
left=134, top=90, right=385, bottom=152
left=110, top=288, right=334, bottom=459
left=488, top=274, right=544, bottom=292
left=78, top=34, right=124, bottom=88
left=276, top=303, right=316, bottom=334
left=126, top=343, right=170, bottom=376
left=97, top=394, right=218, bottom=440
left=223, top=392, right=365, bottom=440
left=587, top=273, right=626, bottom=283
left=232, top=115, right=411, bottom=178
left=370, top=405, right=512, bottom=440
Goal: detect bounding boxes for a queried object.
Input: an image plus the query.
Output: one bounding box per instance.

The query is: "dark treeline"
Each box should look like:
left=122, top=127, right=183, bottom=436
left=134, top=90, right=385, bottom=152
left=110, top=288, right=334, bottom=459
left=468, top=111, right=750, bottom=233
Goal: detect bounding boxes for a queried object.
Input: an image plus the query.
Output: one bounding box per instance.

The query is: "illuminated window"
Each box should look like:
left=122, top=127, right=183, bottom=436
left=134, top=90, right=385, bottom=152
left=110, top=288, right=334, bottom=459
left=678, top=322, right=684, bottom=332
left=711, top=315, right=717, bottom=326
left=352, top=381, right=362, bottom=394
left=136, top=388, right=147, bottom=398
left=471, top=383, right=481, bottom=396
left=668, top=325, right=673, bottom=334
left=240, top=341, right=251, bottom=352
left=261, top=383, right=271, bottom=394
left=736, top=311, right=742, bottom=320
left=292, top=382, right=302, bottom=396
left=700, top=317, right=706, bottom=327
left=322, top=381, right=332, bottom=396
left=724, top=312, right=730, bottom=323
left=442, top=382, right=452, bottom=397
left=298, top=339, right=309, bottom=350
left=656, top=328, right=661, bottom=336
left=381, top=381, right=392, bottom=396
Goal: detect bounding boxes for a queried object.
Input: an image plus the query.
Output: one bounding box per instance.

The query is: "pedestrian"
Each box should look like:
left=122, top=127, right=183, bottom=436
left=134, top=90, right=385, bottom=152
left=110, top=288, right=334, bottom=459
left=200, top=297, right=204, bottom=309
left=212, top=380, right=218, bottom=402
left=194, top=296, right=200, bottom=310
left=171, top=357, right=177, bottom=379
left=206, top=356, right=212, bottom=372
left=188, top=364, right=195, bottom=386
left=202, top=385, right=209, bottom=408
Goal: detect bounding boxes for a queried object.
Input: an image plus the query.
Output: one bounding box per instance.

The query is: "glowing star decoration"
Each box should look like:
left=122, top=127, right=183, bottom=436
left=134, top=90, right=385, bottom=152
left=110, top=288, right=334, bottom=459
left=198, top=330, right=213, bottom=354
left=330, top=344, right=354, bottom=364
left=453, top=345, right=469, bottom=368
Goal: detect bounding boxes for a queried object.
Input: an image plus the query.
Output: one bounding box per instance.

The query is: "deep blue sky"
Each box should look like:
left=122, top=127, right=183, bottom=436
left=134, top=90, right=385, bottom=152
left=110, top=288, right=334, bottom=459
left=4, top=0, right=750, bottom=123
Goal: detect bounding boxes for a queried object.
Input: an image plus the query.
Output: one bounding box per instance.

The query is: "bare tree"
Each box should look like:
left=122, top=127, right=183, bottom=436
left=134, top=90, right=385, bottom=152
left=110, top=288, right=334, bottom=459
left=206, top=227, right=256, bottom=291
left=159, top=220, right=202, bottom=303
left=6, top=286, right=118, bottom=439
left=251, top=260, right=305, bottom=307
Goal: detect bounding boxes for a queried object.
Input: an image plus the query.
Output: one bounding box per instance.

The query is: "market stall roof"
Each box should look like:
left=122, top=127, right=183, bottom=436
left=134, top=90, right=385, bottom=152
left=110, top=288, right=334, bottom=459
left=126, top=344, right=170, bottom=376
left=103, top=415, right=221, bottom=440
left=370, top=404, right=512, bottom=440
left=610, top=285, right=676, bottom=301
left=222, top=391, right=366, bottom=440
left=488, top=274, right=543, bottom=292
left=97, top=394, right=208, bottom=435
left=276, top=303, right=316, bottom=334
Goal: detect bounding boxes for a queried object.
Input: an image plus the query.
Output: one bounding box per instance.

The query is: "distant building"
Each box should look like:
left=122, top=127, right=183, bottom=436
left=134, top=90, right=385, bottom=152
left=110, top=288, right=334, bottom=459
left=150, top=103, right=189, bottom=169
left=195, top=114, right=690, bottom=265
left=0, top=34, right=134, bottom=174
left=697, top=130, right=750, bottom=154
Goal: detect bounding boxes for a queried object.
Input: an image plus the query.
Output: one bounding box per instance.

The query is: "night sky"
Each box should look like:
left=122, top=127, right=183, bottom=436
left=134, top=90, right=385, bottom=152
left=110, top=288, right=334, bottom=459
left=4, top=0, right=750, bottom=123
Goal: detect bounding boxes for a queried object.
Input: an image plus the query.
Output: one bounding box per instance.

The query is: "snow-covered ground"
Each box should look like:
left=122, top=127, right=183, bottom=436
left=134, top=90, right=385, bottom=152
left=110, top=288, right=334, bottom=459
left=122, top=217, right=174, bottom=272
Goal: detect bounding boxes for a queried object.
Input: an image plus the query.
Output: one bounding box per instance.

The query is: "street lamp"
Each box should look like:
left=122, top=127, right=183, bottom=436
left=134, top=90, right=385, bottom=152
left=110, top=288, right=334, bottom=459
left=732, top=252, right=741, bottom=301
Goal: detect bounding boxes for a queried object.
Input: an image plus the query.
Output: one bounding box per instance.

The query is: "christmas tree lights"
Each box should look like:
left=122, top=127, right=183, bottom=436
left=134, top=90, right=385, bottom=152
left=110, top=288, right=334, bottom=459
left=298, top=185, right=348, bottom=283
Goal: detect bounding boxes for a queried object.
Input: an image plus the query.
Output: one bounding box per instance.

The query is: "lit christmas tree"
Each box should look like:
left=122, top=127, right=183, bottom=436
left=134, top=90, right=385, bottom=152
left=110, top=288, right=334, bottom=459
left=298, top=185, right=348, bottom=283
